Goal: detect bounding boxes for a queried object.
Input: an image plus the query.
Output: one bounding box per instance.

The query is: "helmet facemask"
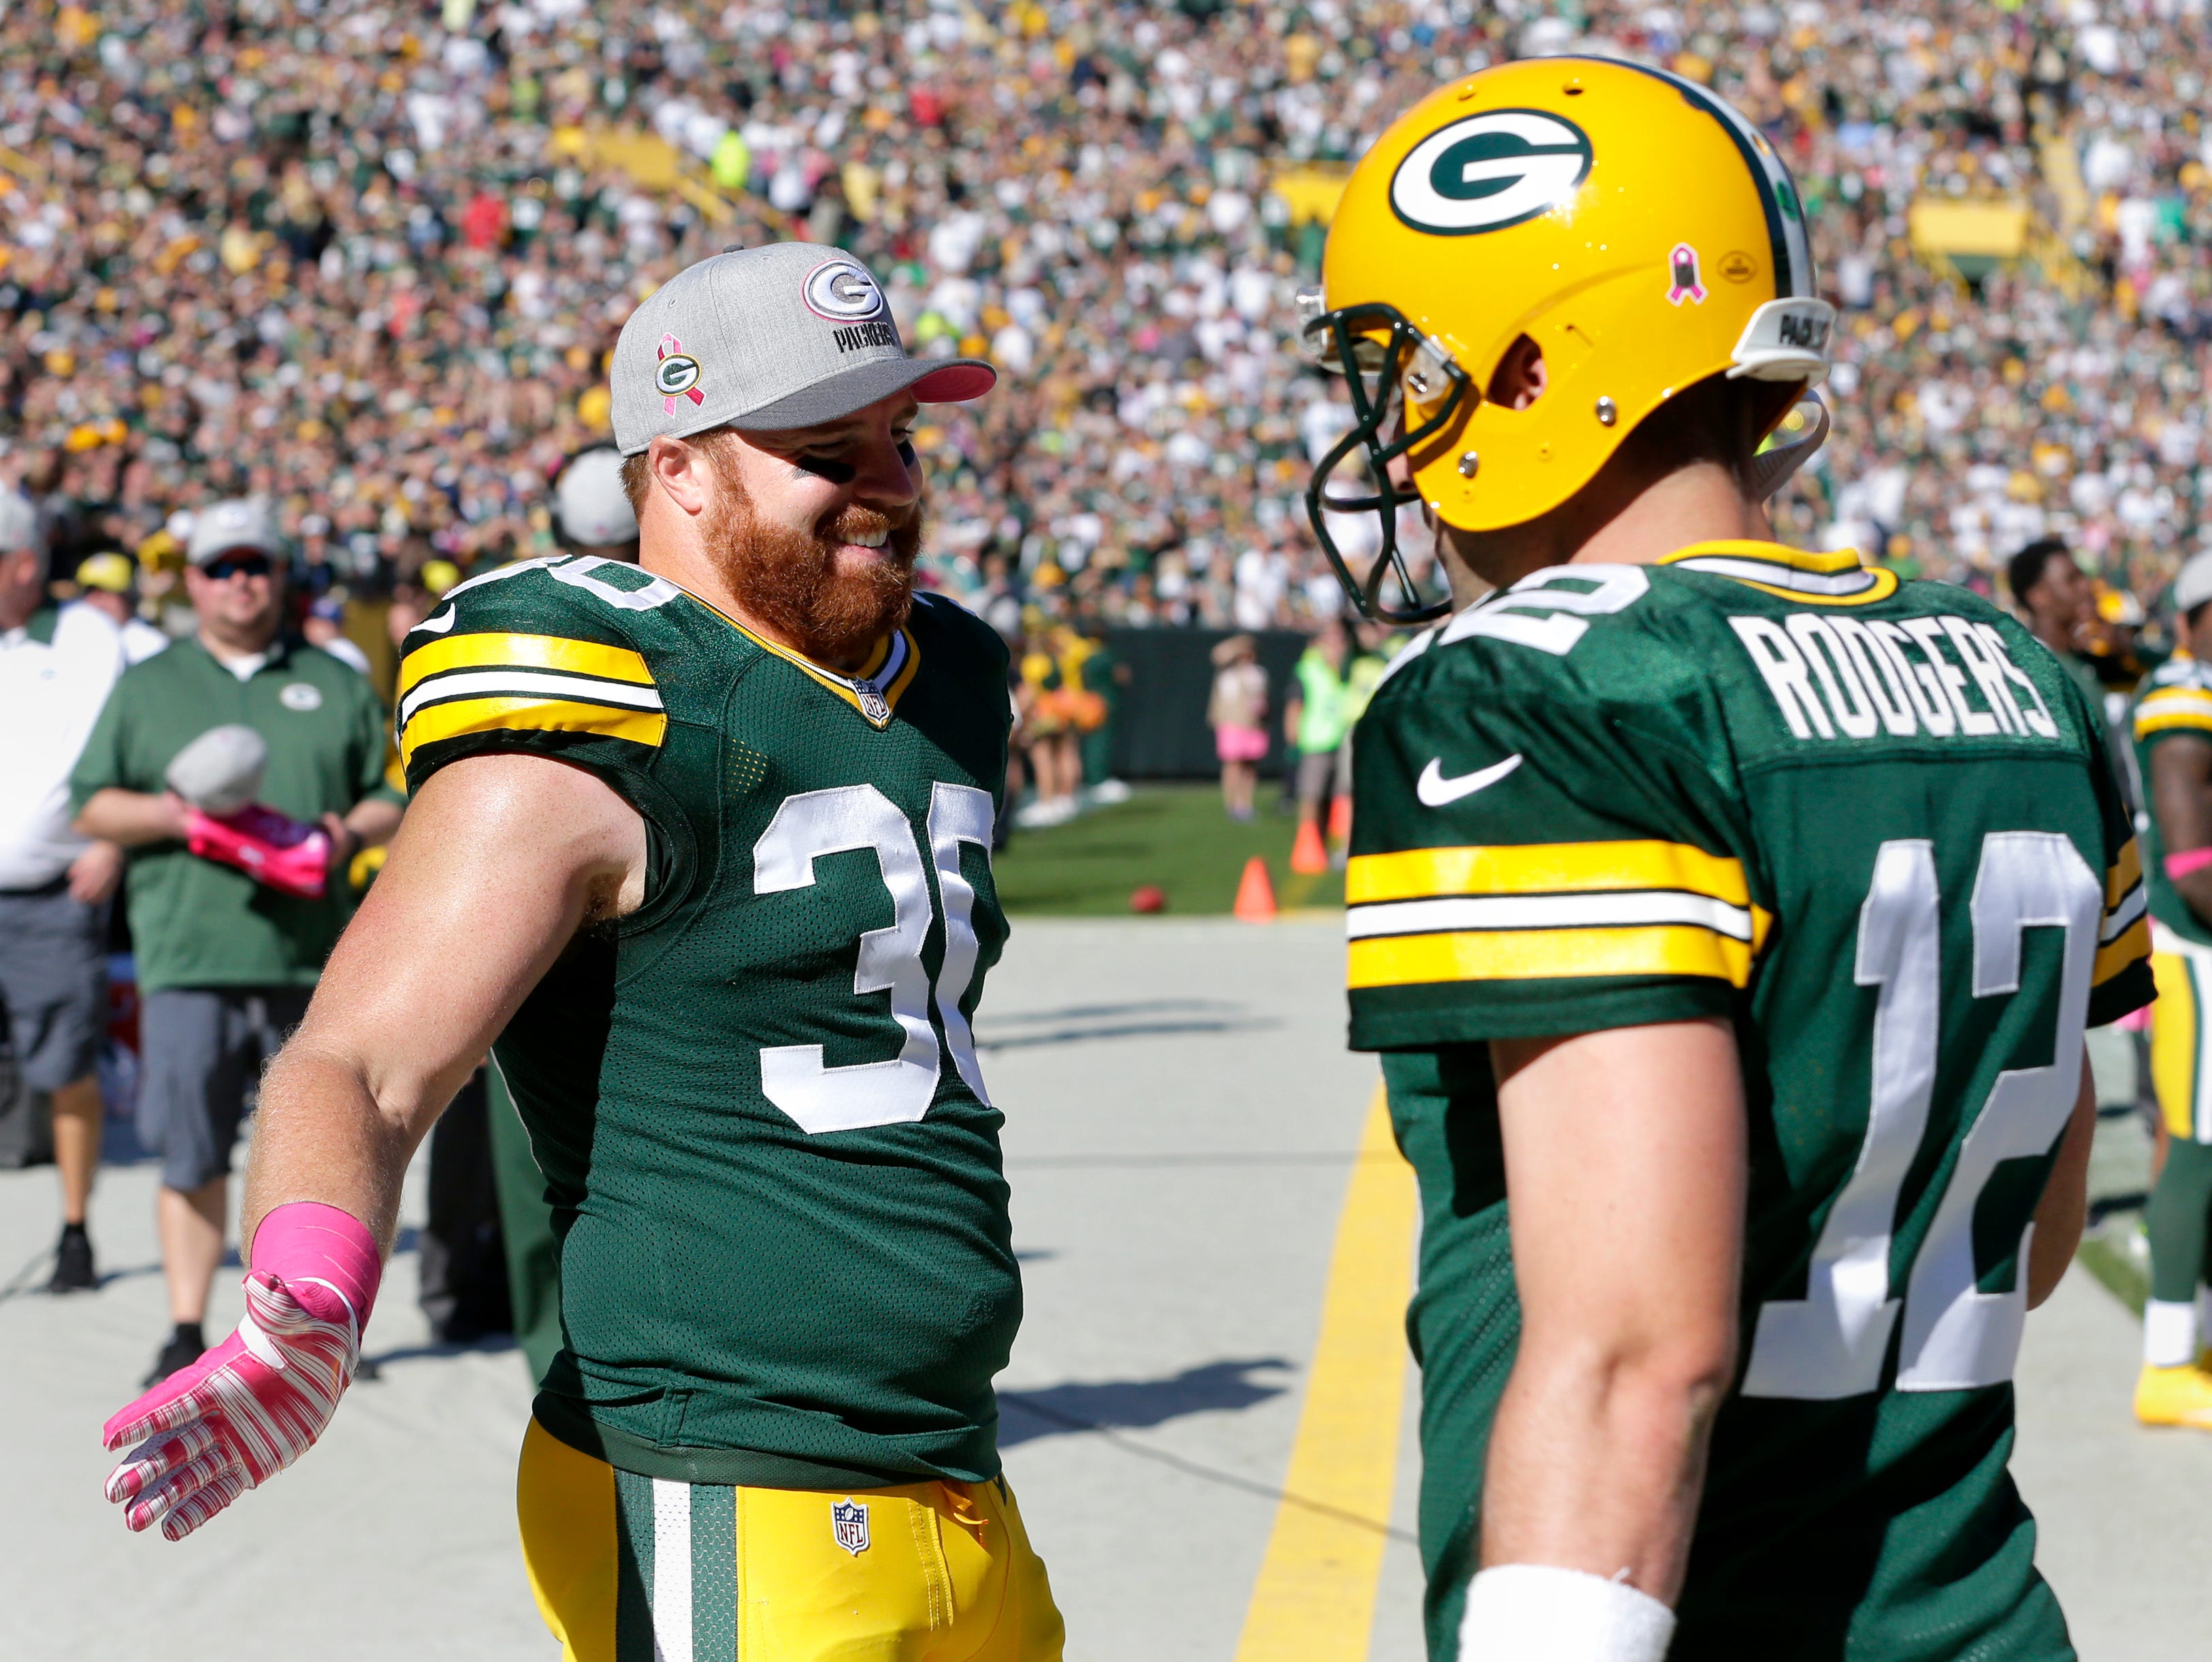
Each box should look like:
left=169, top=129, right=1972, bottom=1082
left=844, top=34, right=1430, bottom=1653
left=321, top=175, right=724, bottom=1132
left=1300, top=297, right=1473, bottom=625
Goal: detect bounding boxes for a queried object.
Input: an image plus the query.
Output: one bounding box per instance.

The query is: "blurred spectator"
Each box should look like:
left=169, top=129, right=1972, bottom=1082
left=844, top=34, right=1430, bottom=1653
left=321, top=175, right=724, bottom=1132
left=1207, top=632, right=1268, bottom=820
left=2009, top=538, right=2100, bottom=696
left=554, top=446, right=641, bottom=561
left=1, top=0, right=2211, bottom=634
left=67, top=498, right=400, bottom=1385
left=0, top=492, right=127, bottom=1290
left=73, top=553, right=170, bottom=664
left=1015, top=623, right=1099, bottom=826
left=1284, top=618, right=1354, bottom=862
left=302, top=595, right=372, bottom=677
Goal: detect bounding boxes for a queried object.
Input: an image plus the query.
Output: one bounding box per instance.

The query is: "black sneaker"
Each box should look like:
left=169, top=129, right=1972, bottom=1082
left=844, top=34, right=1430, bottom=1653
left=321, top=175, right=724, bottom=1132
left=143, top=1325, right=206, bottom=1388
left=48, top=1225, right=95, bottom=1294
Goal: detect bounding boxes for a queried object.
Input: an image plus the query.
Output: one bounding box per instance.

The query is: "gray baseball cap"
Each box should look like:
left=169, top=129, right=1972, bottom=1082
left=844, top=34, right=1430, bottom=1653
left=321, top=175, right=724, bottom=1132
left=556, top=448, right=639, bottom=547
left=609, top=243, right=995, bottom=456
left=0, top=491, right=37, bottom=555
left=187, top=498, right=284, bottom=564
left=2177, top=551, right=2212, bottom=616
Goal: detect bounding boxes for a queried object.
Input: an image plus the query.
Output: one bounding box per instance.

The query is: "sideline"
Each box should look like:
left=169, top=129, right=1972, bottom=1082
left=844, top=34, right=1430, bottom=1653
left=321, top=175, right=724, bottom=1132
left=1232, top=1084, right=1418, bottom=1662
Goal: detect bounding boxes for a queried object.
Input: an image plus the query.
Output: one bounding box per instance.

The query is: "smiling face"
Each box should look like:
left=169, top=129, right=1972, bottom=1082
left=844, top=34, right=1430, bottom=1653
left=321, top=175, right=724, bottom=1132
left=686, top=391, right=926, bottom=667
left=184, top=548, right=286, bottom=653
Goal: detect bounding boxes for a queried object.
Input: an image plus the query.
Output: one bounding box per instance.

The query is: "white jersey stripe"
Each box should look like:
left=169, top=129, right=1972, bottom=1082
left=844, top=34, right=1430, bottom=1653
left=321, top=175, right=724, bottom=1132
left=1347, top=889, right=1755, bottom=942
left=397, top=668, right=667, bottom=727
left=651, top=1477, right=694, bottom=1662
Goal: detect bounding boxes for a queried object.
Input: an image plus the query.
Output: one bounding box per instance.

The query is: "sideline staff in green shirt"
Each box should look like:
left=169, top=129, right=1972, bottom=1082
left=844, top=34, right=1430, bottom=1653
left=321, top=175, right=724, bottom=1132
left=71, top=498, right=400, bottom=1386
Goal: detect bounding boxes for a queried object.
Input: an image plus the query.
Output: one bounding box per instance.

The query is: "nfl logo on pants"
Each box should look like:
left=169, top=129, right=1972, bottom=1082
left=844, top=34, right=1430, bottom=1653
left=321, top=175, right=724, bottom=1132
left=832, top=1498, right=870, bottom=1555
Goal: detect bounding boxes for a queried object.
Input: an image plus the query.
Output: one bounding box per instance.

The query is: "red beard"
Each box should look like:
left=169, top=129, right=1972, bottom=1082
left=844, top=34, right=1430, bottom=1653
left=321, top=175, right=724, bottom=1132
left=702, top=453, right=924, bottom=667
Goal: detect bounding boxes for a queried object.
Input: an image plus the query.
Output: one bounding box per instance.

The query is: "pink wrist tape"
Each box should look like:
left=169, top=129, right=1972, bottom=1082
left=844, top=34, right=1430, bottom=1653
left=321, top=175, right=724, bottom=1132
left=246, top=1203, right=382, bottom=1339
left=2166, top=848, right=2212, bottom=881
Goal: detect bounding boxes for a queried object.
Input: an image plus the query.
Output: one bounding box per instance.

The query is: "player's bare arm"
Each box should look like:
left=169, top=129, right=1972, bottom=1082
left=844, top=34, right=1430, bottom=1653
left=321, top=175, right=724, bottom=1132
left=243, top=751, right=646, bottom=1252
left=2149, top=732, right=2212, bottom=918
left=1484, top=1019, right=1745, bottom=1604
left=96, top=751, right=644, bottom=1540
left=2028, top=1056, right=2098, bottom=1311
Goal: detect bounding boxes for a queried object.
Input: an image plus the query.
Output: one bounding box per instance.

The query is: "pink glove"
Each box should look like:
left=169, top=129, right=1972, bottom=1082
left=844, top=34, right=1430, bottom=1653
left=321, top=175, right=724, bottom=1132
left=103, top=1203, right=380, bottom=1541
left=184, top=804, right=331, bottom=899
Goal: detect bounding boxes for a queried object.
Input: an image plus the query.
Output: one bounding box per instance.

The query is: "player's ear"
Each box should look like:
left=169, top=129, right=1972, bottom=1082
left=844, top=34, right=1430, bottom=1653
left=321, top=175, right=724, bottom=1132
left=646, top=435, right=716, bottom=519
left=1486, top=336, right=1547, bottom=411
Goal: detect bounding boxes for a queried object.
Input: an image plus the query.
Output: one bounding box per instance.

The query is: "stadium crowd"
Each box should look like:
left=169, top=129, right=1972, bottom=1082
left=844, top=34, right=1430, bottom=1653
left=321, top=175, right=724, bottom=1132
left=3, top=0, right=2210, bottom=642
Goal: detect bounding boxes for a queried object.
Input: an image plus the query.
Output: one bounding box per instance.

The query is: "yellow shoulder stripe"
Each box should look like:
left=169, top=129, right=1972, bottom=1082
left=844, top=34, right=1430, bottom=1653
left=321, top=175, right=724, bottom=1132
left=1347, top=840, right=1749, bottom=907
left=1657, top=540, right=1898, bottom=606
left=399, top=696, right=667, bottom=766
left=2108, top=838, right=2143, bottom=907
left=2094, top=917, right=2151, bottom=988
left=1693, top=568, right=1901, bottom=608
left=1662, top=540, right=1866, bottom=574
left=1348, top=924, right=1754, bottom=990
left=399, top=632, right=653, bottom=700
left=2136, top=687, right=2212, bottom=738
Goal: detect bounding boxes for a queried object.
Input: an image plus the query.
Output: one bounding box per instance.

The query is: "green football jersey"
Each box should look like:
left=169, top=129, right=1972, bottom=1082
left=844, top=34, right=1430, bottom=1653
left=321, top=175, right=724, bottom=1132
left=397, top=555, right=1018, bottom=1488
left=1348, top=541, right=2152, bottom=1661
left=2130, top=653, right=2212, bottom=950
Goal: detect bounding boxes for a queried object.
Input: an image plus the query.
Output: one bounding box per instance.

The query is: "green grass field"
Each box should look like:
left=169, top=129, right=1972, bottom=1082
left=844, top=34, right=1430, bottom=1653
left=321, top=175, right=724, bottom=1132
left=993, top=783, right=1346, bottom=915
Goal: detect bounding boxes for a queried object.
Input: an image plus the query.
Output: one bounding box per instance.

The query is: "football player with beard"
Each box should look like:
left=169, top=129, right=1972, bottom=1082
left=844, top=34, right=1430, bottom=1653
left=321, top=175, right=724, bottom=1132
left=97, top=244, right=1065, bottom=1662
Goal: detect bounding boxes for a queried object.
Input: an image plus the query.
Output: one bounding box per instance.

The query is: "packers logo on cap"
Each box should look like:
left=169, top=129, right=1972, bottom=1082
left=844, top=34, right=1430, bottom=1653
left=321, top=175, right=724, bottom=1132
left=802, top=259, right=886, bottom=321
left=1389, top=108, right=1593, bottom=236
left=655, top=354, right=701, bottom=397
left=655, top=332, right=705, bottom=416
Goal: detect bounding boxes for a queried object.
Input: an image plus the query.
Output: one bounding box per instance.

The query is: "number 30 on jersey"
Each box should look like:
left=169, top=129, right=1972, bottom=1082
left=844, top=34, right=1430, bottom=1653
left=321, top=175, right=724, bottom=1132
left=752, top=782, right=995, bottom=1135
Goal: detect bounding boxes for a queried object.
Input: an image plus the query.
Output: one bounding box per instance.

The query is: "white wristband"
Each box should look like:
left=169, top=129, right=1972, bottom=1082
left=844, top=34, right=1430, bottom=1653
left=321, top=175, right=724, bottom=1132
left=1458, top=1564, right=1676, bottom=1662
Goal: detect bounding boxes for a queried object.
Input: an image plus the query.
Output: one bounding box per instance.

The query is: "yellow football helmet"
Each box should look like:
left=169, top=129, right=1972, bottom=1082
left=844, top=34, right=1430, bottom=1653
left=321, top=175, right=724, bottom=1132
left=1303, top=56, right=1836, bottom=621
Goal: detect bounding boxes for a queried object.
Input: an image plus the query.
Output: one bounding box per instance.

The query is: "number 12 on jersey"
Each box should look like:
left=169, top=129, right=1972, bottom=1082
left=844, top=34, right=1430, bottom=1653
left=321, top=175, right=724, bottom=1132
left=1742, top=832, right=2099, bottom=1399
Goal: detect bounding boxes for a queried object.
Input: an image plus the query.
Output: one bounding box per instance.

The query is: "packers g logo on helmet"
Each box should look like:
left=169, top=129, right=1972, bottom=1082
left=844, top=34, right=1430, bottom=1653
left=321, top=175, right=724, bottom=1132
left=1390, top=110, right=1593, bottom=236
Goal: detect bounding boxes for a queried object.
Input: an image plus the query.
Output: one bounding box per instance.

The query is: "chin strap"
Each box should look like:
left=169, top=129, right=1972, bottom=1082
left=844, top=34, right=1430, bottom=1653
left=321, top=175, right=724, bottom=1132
left=1749, top=394, right=1831, bottom=502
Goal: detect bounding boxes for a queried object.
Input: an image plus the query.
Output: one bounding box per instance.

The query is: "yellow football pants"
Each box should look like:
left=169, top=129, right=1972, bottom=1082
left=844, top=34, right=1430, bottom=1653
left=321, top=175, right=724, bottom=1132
left=2151, top=929, right=2212, bottom=1142
left=517, top=1418, right=1066, bottom=1661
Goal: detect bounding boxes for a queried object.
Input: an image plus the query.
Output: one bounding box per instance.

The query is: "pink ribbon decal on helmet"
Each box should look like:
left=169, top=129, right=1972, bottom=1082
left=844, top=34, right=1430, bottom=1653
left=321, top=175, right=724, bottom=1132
left=657, top=333, right=706, bottom=416
left=1667, top=243, right=1708, bottom=307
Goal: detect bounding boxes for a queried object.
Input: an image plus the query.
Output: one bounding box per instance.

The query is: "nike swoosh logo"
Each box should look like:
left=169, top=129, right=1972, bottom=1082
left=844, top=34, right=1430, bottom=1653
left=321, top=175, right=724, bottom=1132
left=412, top=608, right=456, bottom=635
left=1416, top=753, right=1523, bottom=806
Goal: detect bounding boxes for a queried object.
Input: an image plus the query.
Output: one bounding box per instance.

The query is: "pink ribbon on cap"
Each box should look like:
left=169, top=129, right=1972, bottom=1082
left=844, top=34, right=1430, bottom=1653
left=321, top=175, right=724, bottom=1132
left=658, top=333, right=706, bottom=417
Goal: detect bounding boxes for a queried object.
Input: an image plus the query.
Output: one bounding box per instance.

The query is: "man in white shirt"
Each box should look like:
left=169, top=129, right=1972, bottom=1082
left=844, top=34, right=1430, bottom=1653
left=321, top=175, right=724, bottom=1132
left=0, top=493, right=129, bottom=1291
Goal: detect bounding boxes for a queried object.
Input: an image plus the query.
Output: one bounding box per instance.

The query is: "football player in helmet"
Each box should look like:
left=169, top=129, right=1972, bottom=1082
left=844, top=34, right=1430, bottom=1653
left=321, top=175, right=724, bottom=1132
left=1310, top=60, right=2149, bottom=1661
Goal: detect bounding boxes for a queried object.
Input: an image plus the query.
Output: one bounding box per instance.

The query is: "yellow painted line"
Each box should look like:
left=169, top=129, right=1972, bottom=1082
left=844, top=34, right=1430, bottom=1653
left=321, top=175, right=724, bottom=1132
left=1233, top=1083, right=1419, bottom=1662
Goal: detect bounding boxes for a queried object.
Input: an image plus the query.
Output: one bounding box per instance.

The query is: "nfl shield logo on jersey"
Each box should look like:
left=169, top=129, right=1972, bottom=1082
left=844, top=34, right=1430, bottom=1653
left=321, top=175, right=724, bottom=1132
left=831, top=1497, right=870, bottom=1555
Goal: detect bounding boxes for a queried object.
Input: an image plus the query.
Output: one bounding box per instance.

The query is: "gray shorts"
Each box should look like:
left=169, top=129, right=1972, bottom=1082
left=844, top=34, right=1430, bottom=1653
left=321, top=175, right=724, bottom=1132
left=137, top=987, right=311, bottom=1191
left=0, top=885, right=108, bottom=1093
left=1295, top=747, right=1349, bottom=808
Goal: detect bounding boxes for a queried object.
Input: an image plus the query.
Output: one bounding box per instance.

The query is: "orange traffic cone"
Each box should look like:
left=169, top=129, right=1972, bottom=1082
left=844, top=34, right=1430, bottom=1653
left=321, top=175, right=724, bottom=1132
left=1233, top=855, right=1277, bottom=922
left=1326, top=794, right=1352, bottom=845
left=1290, top=818, right=1329, bottom=875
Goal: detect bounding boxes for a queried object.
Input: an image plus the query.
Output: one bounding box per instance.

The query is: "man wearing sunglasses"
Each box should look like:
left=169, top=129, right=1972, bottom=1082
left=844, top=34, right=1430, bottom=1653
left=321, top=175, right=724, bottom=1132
left=69, top=498, right=400, bottom=1386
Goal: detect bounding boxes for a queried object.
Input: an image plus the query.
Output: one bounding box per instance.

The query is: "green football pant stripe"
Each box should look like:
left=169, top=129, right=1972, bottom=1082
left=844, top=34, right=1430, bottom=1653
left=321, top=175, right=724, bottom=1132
left=2149, top=1137, right=2212, bottom=1304
left=611, top=1471, right=740, bottom=1661
left=613, top=1469, right=655, bottom=1662
left=691, top=1484, right=738, bottom=1662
